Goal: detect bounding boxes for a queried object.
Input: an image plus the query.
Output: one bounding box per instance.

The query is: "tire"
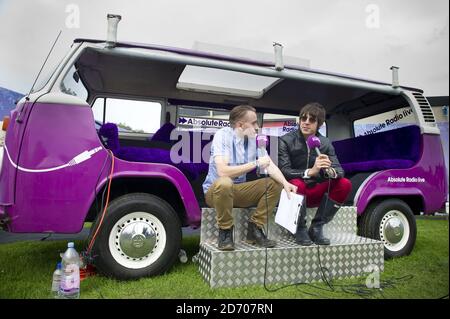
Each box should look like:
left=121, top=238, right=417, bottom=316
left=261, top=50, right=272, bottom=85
left=357, top=200, right=378, bottom=237
left=362, top=199, right=417, bottom=259
left=91, top=193, right=182, bottom=280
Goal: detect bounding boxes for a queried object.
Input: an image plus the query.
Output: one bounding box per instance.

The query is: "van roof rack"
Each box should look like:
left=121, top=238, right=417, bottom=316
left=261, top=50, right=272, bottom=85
left=73, top=38, right=422, bottom=94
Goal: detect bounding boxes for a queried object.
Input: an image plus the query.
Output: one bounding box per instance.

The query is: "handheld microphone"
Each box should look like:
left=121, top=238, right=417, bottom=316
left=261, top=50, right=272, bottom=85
left=307, top=135, right=335, bottom=179
left=256, top=134, right=269, bottom=176
left=306, top=135, right=321, bottom=156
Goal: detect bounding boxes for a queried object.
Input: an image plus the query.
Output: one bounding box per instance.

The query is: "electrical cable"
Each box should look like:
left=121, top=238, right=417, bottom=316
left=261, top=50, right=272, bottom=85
left=79, top=150, right=114, bottom=299
left=260, top=174, right=317, bottom=296
left=87, top=150, right=114, bottom=254
left=261, top=168, right=415, bottom=298
left=308, top=177, right=416, bottom=298
left=262, top=170, right=332, bottom=296
left=315, top=177, right=334, bottom=291
left=93, top=149, right=111, bottom=218
left=81, top=149, right=111, bottom=263
left=40, top=233, right=52, bottom=241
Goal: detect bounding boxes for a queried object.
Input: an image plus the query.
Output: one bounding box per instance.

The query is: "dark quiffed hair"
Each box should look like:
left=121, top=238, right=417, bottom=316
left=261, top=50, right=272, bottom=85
left=299, top=102, right=326, bottom=128
left=229, top=105, right=256, bottom=127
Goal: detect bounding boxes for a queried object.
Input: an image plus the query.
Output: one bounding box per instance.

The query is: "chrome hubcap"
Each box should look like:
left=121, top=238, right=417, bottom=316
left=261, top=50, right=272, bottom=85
left=119, top=221, right=156, bottom=258
left=383, top=216, right=404, bottom=244
left=109, top=212, right=166, bottom=269
left=379, top=210, right=410, bottom=252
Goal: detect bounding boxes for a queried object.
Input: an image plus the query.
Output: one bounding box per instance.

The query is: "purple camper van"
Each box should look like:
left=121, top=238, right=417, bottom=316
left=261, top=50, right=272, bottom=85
left=0, top=17, right=447, bottom=279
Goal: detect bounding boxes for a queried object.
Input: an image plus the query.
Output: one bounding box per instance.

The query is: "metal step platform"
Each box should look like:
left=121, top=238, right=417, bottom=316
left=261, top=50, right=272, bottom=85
left=197, top=207, right=384, bottom=288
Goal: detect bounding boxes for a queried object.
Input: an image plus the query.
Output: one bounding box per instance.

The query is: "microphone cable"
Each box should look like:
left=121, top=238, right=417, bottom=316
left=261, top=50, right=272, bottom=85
left=312, top=175, right=415, bottom=298
left=261, top=175, right=323, bottom=297
left=261, top=170, right=414, bottom=298
left=315, top=176, right=333, bottom=291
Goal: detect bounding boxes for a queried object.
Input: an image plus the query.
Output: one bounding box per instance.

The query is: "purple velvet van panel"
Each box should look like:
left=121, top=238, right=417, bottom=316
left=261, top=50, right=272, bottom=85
left=94, top=157, right=202, bottom=226
left=98, top=122, right=207, bottom=179
left=150, top=122, right=176, bottom=143
left=4, top=102, right=201, bottom=233
left=356, top=134, right=447, bottom=215
left=333, top=125, right=421, bottom=174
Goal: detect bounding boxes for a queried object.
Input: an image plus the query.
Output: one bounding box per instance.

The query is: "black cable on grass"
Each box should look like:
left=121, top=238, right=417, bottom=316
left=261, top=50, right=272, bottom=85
left=40, top=233, right=53, bottom=241
left=261, top=175, right=415, bottom=298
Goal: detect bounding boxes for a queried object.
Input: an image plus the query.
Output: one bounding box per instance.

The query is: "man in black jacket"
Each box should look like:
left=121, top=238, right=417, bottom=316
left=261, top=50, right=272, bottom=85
left=278, top=102, right=351, bottom=245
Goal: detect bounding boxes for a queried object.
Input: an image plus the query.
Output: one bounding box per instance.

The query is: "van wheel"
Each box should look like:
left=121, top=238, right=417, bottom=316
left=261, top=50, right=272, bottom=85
left=91, top=193, right=181, bottom=280
left=357, top=200, right=379, bottom=237
left=362, top=199, right=416, bottom=259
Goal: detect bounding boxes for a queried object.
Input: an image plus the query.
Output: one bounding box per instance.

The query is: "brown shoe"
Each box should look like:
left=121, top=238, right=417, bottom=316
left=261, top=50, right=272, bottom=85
left=245, top=222, right=276, bottom=248
left=218, top=227, right=234, bottom=251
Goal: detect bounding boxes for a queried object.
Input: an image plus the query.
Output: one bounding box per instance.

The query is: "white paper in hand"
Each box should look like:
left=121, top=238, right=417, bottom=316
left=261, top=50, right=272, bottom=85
left=275, top=189, right=304, bottom=234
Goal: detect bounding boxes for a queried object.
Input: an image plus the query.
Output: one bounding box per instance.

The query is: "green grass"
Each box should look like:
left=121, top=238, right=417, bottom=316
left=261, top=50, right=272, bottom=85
left=0, top=219, right=448, bottom=299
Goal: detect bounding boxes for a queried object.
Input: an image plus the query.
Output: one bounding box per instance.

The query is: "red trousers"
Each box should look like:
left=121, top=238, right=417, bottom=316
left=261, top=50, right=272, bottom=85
left=289, top=178, right=352, bottom=208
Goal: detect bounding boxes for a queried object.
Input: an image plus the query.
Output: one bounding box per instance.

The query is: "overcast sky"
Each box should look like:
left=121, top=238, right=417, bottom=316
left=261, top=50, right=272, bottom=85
left=0, top=0, right=448, bottom=96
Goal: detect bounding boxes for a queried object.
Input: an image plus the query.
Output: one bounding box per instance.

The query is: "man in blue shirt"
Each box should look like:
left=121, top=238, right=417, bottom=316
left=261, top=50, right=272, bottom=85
left=203, top=105, right=298, bottom=251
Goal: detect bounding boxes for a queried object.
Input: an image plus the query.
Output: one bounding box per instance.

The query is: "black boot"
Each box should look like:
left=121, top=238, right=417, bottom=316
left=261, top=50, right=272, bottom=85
left=218, top=227, right=234, bottom=251
left=308, top=193, right=341, bottom=245
left=246, top=221, right=277, bottom=248
left=295, top=204, right=313, bottom=246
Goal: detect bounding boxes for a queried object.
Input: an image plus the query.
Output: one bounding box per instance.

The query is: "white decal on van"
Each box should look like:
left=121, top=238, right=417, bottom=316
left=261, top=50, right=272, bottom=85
left=363, top=108, right=413, bottom=136
left=3, top=145, right=102, bottom=173
left=387, top=177, right=425, bottom=183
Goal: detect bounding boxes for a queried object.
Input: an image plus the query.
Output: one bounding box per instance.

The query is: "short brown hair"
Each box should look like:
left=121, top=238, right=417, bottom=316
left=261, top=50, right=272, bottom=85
left=299, top=102, right=326, bottom=128
left=229, top=105, right=256, bottom=128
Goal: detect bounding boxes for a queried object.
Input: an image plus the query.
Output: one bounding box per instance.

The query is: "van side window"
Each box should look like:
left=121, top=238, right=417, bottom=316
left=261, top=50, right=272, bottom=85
left=92, top=98, right=162, bottom=134
left=262, top=113, right=327, bottom=137
left=354, top=106, right=415, bottom=137
left=60, top=65, right=88, bottom=101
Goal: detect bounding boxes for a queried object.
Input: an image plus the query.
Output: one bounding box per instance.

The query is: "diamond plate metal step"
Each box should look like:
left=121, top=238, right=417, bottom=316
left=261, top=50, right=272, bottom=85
left=197, top=207, right=385, bottom=288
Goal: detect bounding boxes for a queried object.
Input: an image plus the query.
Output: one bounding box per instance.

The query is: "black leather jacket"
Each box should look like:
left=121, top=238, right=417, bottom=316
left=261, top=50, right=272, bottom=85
left=278, top=129, right=345, bottom=183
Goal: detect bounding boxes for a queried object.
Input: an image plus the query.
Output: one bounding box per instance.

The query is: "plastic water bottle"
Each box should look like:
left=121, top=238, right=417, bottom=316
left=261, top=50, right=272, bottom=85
left=59, top=242, right=80, bottom=299
left=51, top=262, right=62, bottom=298
left=178, top=249, right=188, bottom=263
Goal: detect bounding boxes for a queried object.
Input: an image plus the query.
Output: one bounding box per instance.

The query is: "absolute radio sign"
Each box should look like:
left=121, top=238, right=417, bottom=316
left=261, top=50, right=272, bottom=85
left=178, top=116, right=231, bottom=129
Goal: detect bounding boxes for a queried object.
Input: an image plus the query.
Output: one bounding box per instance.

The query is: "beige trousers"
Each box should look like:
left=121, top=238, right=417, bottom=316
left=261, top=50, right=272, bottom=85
left=205, top=177, right=282, bottom=229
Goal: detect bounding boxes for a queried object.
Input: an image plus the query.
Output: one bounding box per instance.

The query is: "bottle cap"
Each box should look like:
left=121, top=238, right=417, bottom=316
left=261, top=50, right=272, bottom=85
left=68, top=242, right=74, bottom=248
left=57, top=262, right=61, bottom=269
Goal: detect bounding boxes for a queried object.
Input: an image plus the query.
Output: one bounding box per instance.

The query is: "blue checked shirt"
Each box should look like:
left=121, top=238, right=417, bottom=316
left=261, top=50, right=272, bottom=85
left=202, top=127, right=257, bottom=194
